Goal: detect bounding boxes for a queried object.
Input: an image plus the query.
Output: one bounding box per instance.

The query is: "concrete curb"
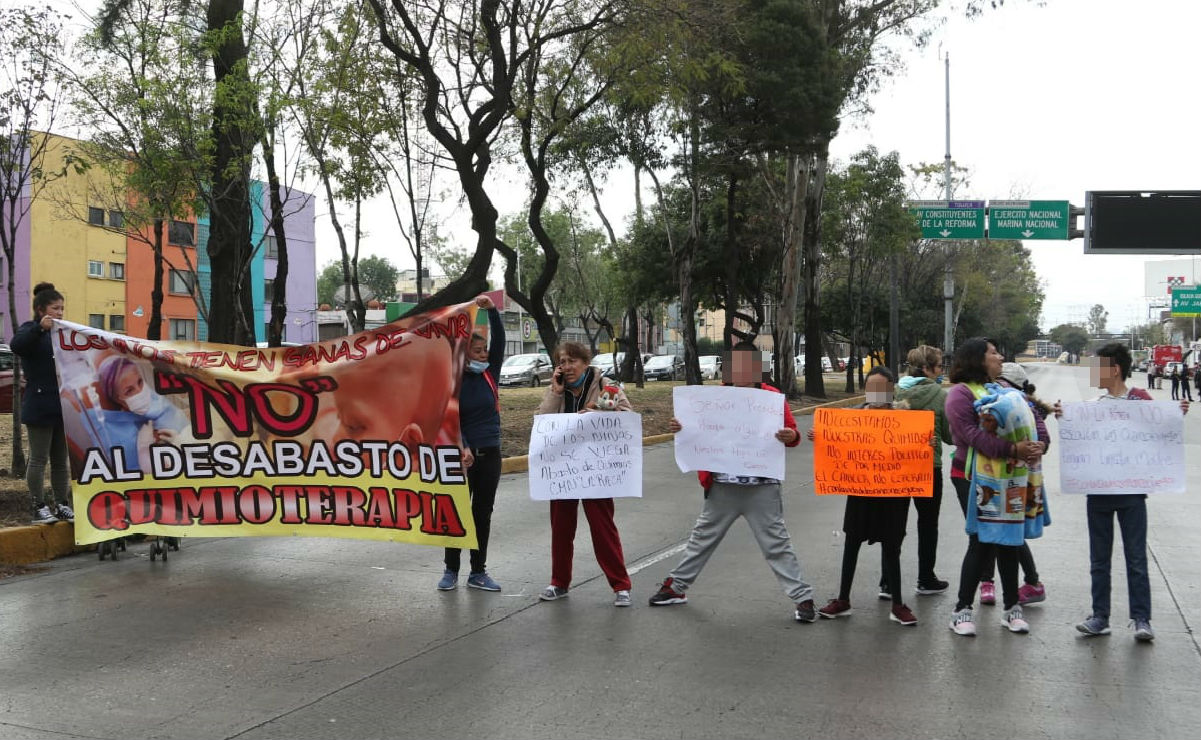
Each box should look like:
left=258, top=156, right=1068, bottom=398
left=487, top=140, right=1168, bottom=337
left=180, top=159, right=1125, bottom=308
left=3, top=393, right=866, bottom=564
left=0, top=521, right=89, bottom=565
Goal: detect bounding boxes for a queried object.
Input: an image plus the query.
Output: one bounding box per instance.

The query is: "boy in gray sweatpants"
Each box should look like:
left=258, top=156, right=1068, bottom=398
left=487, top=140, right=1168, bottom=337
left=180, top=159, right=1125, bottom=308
left=649, top=343, right=818, bottom=623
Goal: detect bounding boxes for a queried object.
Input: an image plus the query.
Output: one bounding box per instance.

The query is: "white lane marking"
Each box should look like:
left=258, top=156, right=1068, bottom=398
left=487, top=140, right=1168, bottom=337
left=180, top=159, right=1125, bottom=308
left=627, top=542, right=689, bottom=576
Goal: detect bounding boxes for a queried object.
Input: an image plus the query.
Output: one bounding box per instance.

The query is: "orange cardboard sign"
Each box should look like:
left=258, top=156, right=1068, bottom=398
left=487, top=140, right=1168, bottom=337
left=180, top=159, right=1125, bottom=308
left=813, top=408, right=935, bottom=497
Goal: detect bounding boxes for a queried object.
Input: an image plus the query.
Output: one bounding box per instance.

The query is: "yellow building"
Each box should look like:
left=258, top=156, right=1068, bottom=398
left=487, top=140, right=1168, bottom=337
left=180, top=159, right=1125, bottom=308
left=27, top=133, right=127, bottom=332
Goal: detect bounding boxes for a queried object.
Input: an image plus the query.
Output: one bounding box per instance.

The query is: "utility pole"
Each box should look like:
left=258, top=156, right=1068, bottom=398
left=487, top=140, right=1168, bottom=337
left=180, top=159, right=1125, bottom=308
left=943, top=52, right=955, bottom=357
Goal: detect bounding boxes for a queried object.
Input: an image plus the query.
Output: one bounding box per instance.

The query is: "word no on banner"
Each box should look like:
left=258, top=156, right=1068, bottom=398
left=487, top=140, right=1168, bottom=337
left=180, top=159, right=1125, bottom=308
left=51, top=303, right=481, bottom=548
left=813, top=408, right=935, bottom=497
left=1057, top=400, right=1185, bottom=495
left=528, top=412, right=643, bottom=501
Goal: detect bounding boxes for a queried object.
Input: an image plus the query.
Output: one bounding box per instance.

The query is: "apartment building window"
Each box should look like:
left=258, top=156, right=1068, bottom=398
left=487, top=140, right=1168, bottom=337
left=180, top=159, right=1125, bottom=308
left=264, top=278, right=275, bottom=303
left=169, top=269, right=194, bottom=295
left=168, top=220, right=195, bottom=246
left=108, top=210, right=124, bottom=228
left=169, top=318, right=195, bottom=341
left=265, top=234, right=279, bottom=259
left=87, top=260, right=104, bottom=277
left=88, top=207, right=105, bottom=226
left=109, top=262, right=125, bottom=280
left=88, top=314, right=105, bottom=329
left=109, top=315, right=125, bottom=332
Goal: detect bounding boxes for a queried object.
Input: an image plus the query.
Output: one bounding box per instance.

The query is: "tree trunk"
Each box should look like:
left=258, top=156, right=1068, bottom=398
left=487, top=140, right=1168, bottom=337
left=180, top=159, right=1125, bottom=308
left=775, top=154, right=807, bottom=396
left=147, top=218, right=165, bottom=340
left=802, top=143, right=831, bottom=397
left=263, top=132, right=289, bottom=347
left=205, top=0, right=255, bottom=346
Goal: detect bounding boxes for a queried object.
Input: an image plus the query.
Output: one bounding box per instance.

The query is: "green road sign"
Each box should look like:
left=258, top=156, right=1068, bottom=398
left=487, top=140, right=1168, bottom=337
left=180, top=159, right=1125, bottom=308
left=988, top=200, right=1071, bottom=240
left=908, top=200, right=986, bottom=239
left=1171, top=285, right=1201, bottom=317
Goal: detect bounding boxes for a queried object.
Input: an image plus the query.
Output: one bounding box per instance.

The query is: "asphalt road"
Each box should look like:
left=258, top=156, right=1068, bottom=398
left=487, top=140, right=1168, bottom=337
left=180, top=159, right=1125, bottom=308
left=1, top=363, right=1197, bottom=740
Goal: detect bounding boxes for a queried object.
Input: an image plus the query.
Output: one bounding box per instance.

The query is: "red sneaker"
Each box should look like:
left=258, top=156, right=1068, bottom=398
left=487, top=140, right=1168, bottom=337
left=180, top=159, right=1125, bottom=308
left=647, top=577, right=687, bottom=606
left=890, top=603, right=918, bottom=626
left=979, top=580, right=996, bottom=605
left=818, top=598, right=853, bottom=619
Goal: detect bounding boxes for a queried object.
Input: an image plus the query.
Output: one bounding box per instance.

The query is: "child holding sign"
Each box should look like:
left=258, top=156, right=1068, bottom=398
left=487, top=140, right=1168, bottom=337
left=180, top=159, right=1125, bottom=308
left=1057, top=342, right=1189, bottom=642
left=812, top=366, right=923, bottom=627
left=649, top=342, right=818, bottom=623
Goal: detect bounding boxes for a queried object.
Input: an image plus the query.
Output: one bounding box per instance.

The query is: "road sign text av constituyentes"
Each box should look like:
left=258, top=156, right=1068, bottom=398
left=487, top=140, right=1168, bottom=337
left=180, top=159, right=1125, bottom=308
left=908, top=200, right=986, bottom=239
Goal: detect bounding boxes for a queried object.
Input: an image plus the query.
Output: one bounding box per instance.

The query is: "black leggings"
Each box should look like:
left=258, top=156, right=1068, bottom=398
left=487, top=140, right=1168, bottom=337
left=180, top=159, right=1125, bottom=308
left=952, top=476, right=1021, bottom=610
left=841, top=537, right=902, bottom=605
left=445, top=446, right=502, bottom=574
left=955, top=475, right=1040, bottom=586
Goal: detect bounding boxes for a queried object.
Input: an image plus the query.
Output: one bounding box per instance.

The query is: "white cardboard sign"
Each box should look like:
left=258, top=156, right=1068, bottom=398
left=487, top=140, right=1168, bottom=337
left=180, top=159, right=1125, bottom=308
left=528, top=412, right=643, bottom=500
left=1057, top=400, right=1186, bottom=495
left=672, top=385, right=786, bottom=480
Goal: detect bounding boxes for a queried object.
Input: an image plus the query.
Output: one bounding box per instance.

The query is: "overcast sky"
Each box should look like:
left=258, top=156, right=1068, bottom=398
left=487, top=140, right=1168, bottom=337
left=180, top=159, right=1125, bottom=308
left=51, top=0, right=1200, bottom=333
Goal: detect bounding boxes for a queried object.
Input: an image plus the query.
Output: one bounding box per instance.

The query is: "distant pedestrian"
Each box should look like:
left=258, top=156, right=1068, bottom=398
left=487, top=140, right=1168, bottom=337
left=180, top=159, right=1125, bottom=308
left=10, top=282, right=73, bottom=524
left=438, top=295, right=506, bottom=593
left=1182, top=364, right=1194, bottom=402
left=1169, top=364, right=1180, bottom=400
left=1194, top=364, right=1201, bottom=397
left=536, top=341, right=634, bottom=607
left=649, top=341, right=818, bottom=623
left=1058, top=343, right=1189, bottom=642
left=1145, top=364, right=1154, bottom=390
left=815, top=366, right=924, bottom=627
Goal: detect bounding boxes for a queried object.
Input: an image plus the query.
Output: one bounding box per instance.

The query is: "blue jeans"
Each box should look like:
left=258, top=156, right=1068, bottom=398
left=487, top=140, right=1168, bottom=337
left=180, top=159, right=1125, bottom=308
left=1086, top=494, right=1150, bottom=621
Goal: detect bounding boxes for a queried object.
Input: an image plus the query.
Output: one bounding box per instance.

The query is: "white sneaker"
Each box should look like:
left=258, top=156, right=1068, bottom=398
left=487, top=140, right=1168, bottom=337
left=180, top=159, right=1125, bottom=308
left=950, top=607, right=976, bottom=636
left=32, top=505, right=58, bottom=524
left=55, top=504, right=75, bottom=522
left=1001, top=605, right=1030, bottom=633
left=613, top=590, right=632, bottom=607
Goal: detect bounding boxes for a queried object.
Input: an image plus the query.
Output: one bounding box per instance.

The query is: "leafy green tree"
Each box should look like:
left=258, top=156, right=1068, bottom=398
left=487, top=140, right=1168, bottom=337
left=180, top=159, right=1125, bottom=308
left=1050, top=323, right=1089, bottom=357
left=1087, top=303, right=1108, bottom=336
left=0, top=3, right=69, bottom=475
left=68, top=0, right=209, bottom=340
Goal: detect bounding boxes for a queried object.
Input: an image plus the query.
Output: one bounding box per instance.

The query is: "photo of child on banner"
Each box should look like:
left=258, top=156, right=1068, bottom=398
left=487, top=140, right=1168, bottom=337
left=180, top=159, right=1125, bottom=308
left=51, top=302, right=480, bottom=549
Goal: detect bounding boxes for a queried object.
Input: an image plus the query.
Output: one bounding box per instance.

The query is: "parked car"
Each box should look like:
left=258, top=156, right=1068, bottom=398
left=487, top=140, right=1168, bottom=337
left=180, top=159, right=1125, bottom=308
left=499, top=353, right=554, bottom=387
left=644, top=354, right=684, bottom=381
left=0, top=344, right=15, bottom=413
left=698, top=355, right=722, bottom=380
left=793, top=354, right=833, bottom=375
left=591, top=352, right=652, bottom=378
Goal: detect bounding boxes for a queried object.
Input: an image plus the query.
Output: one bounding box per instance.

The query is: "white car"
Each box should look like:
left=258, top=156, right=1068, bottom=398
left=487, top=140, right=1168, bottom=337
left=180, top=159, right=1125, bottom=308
left=794, top=354, right=833, bottom=374
left=499, top=353, right=554, bottom=387
left=698, top=355, right=722, bottom=380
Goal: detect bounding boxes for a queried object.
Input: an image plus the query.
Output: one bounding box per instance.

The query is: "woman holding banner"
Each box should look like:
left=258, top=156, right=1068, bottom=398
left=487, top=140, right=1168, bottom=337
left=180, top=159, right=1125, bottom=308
left=946, top=338, right=1045, bottom=637
left=438, top=295, right=506, bottom=593
left=11, top=282, right=73, bottom=524
left=536, top=341, right=634, bottom=607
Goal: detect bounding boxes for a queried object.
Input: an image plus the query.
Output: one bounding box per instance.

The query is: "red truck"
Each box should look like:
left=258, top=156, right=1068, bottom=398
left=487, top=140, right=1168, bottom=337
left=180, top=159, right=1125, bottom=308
left=1151, top=344, right=1183, bottom=372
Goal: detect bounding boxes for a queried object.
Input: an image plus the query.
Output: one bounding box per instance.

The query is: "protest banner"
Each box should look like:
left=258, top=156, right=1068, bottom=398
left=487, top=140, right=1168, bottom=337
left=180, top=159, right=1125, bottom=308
left=672, top=385, right=785, bottom=480
left=51, top=303, right=480, bottom=548
left=812, top=408, right=934, bottom=497
left=528, top=412, right=642, bottom=500
left=1058, top=400, right=1186, bottom=495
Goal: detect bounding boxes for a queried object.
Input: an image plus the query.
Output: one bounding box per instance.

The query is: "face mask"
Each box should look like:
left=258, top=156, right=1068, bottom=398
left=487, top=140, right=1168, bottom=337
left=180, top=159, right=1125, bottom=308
left=866, top=391, right=893, bottom=405
left=466, top=360, right=489, bottom=374
left=123, top=386, right=154, bottom=415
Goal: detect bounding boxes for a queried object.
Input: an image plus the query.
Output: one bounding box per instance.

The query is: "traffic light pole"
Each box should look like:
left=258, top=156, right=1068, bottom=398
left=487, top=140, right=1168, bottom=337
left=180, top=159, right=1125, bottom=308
left=943, top=53, right=955, bottom=356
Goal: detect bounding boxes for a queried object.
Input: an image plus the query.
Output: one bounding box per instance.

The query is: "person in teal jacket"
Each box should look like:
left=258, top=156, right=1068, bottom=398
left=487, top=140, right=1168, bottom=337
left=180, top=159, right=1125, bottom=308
left=878, top=345, right=953, bottom=599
